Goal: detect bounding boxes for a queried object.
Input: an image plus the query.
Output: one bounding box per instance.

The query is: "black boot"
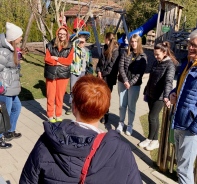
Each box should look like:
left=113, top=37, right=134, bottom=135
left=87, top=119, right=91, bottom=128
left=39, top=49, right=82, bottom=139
left=4, top=131, right=22, bottom=141
left=0, top=137, right=12, bottom=149
left=104, top=113, right=109, bottom=124
left=100, top=117, right=105, bottom=124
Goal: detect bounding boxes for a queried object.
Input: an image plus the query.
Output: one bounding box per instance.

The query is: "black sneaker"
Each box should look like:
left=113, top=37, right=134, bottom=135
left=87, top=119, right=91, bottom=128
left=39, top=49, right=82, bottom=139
left=0, top=137, right=12, bottom=149
left=4, top=131, right=22, bottom=141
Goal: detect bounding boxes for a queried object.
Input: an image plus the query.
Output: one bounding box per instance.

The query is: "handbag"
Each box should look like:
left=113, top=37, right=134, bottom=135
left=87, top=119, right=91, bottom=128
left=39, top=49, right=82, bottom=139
left=0, top=102, right=11, bottom=134
left=79, top=133, right=106, bottom=184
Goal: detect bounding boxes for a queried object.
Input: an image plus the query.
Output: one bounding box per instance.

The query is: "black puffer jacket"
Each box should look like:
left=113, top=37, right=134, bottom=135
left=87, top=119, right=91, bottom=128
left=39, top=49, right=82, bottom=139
left=144, top=57, right=176, bottom=100
left=96, top=44, right=120, bottom=85
left=118, top=50, right=147, bottom=86
left=44, top=39, right=73, bottom=80
left=20, top=120, right=142, bottom=184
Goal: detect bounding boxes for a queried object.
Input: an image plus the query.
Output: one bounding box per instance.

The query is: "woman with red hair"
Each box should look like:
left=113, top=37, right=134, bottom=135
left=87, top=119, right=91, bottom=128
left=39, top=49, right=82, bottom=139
left=20, top=75, right=142, bottom=184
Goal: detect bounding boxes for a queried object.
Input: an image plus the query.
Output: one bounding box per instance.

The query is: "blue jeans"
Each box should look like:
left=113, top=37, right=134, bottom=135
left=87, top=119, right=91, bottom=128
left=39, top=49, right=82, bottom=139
left=174, top=129, right=197, bottom=184
left=0, top=95, right=21, bottom=138
left=118, top=81, right=140, bottom=129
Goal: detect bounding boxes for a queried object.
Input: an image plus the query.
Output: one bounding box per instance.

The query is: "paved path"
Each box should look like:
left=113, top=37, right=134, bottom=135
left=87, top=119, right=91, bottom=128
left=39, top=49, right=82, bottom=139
left=0, top=74, right=177, bottom=184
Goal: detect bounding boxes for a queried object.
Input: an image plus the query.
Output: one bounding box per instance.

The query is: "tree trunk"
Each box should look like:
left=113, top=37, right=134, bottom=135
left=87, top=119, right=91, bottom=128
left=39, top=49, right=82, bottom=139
left=21, top=12, right=34, bottom=49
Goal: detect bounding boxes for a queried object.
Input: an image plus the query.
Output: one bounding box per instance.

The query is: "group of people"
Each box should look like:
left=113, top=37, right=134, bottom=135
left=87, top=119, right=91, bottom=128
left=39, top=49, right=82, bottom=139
left=0, top=21, right=197, bottom=184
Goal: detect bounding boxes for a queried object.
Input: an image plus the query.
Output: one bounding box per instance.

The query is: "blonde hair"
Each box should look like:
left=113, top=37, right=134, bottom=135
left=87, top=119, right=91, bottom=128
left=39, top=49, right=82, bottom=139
left=127, top=34, right=143, bottom=56
left=10, top=41, right=18, bottom=66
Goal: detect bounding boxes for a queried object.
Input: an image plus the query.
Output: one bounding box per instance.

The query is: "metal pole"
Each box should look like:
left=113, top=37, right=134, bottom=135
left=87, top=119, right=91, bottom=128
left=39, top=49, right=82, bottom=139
left=122, top=14, right=130, bottom=42
left=90, top=13, right=101, bottom=57
left=113, top=14, right=123, bottom=34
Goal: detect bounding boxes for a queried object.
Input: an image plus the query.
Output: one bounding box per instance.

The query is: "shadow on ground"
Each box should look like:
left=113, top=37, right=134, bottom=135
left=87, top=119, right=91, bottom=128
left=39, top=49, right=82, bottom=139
left=34, top=80, right=46, bottom=98
left=21, top=99, right=47, bottom=122
left=102, top=112, right=157, bottom=184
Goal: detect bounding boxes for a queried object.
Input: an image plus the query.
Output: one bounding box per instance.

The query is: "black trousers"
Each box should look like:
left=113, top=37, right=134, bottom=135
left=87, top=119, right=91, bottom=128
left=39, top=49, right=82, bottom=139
left=147, top=97, right=164, bottom=140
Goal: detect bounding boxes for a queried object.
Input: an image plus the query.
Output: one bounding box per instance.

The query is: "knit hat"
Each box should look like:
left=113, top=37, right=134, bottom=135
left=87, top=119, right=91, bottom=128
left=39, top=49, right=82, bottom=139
left=5, top=22, right=23, bottom=41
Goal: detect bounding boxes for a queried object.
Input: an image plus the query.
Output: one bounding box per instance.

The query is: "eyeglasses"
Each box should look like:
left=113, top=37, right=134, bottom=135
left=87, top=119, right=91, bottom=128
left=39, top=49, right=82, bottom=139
left=188, top=41, right=197, bottom=49
left=58, top=33, right=67, bottom=36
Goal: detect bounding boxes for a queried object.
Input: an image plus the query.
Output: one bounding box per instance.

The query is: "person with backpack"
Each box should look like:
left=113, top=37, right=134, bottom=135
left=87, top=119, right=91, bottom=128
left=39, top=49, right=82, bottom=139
left=20, top=75, right=142, bottom=184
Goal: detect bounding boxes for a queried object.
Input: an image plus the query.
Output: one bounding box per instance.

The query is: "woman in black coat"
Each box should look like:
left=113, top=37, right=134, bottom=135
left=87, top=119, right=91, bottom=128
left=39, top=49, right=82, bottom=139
left=138, top=41, right=178, bottom=151
left=20, top=75, right=142, bottom=184
left=96, top=32, right=119, bottom=123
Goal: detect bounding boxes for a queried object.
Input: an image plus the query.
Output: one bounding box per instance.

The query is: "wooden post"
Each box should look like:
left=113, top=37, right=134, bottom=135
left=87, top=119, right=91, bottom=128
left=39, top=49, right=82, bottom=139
left=157, top=105, right=167, bottom=167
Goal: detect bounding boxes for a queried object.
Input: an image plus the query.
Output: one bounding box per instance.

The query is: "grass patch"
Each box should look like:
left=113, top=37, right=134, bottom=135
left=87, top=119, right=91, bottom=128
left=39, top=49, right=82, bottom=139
left=139, top=112, right=163, bottom=162
left=19, top=53, right=71, bottom=101
left=19, top=53, right=46, bottom=101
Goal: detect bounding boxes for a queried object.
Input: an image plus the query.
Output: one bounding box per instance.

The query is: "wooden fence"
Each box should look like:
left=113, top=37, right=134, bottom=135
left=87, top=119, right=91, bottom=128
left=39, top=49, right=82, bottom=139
left=157, top=105, right=197, bottom=183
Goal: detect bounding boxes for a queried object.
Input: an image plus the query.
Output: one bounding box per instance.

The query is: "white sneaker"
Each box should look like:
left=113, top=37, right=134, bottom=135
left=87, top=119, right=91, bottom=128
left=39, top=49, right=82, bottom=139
left=125, top=125, right=132, bottom=136
left=145, top=140, right=159, bottom=151
left=116, top=122, right=124, bottom=134
left=138, top=139, right=152, bottom=148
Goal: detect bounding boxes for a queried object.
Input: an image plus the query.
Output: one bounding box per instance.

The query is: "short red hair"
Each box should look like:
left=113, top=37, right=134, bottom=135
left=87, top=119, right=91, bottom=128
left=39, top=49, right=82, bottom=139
left=72, top=75, right=111, bottom=122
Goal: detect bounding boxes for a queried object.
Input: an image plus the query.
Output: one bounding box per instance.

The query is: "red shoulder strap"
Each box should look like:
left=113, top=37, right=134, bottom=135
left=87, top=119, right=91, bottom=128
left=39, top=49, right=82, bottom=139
left=79, top=133, right=106, bottom=184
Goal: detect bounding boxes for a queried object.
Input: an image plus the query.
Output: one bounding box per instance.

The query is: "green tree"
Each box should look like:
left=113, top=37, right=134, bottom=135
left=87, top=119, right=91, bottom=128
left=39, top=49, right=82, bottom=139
left=125, top=0, right=159, bottom=31
left=125, top=0, right=196, bottom=31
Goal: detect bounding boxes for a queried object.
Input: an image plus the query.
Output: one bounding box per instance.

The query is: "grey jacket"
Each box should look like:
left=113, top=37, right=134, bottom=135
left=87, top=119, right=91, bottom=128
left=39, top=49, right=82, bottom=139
left=0, top=33, right=21, bottom=96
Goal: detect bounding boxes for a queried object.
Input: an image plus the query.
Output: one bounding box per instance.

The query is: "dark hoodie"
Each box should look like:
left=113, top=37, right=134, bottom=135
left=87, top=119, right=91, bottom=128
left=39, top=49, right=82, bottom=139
left=20, top=120, right=142, bottom=184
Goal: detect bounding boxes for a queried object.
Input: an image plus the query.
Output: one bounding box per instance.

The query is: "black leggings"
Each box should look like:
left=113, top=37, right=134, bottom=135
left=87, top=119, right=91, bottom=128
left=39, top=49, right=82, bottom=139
left=147, top=98, right=164, bottom=140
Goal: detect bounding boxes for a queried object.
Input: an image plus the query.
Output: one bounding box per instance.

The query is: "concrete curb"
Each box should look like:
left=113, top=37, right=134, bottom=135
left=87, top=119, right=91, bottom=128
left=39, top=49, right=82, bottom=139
left=152, top=171, right=178, bottom=184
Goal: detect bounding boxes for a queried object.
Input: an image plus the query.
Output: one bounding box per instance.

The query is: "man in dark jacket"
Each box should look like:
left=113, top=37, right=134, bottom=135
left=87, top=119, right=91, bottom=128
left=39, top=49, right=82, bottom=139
left=170, top=29, right=197, bottom=184
left=20, top=75, right=142, bottom=184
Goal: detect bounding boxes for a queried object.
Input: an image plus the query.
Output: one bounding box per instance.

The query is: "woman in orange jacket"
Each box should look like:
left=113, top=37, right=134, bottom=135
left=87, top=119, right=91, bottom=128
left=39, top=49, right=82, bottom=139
left=44, top=26, right=74, bottom=122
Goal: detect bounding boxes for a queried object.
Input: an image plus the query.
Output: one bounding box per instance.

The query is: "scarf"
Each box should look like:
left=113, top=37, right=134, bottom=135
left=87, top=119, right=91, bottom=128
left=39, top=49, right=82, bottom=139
left=177, top=58, right=197, bottom=98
